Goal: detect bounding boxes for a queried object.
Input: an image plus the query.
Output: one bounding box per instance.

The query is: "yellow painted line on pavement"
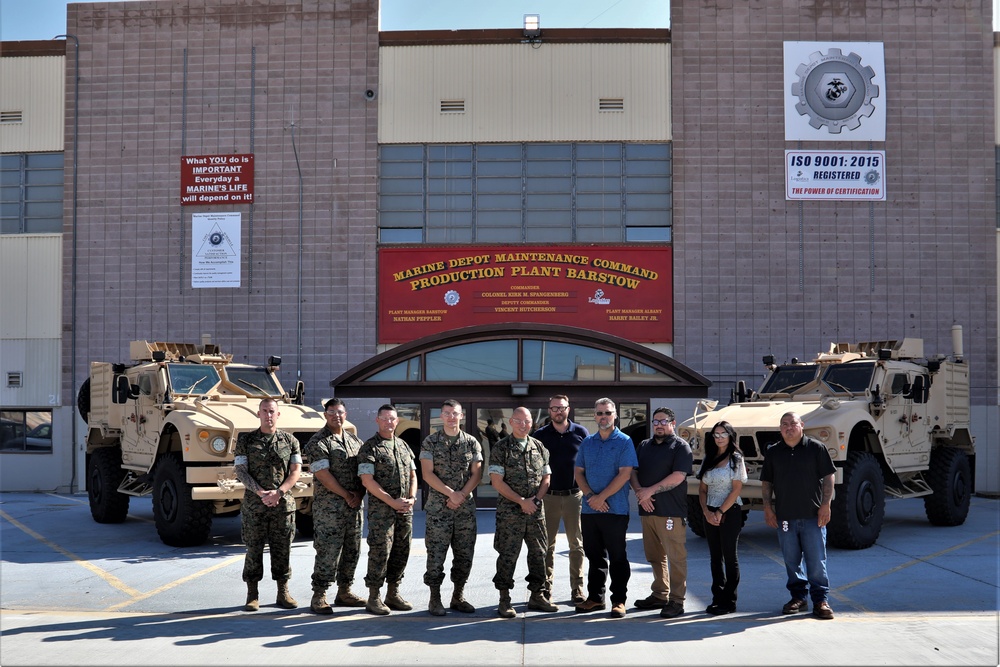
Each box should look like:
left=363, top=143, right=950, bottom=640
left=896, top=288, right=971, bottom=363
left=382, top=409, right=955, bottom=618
left=836, top=529, right=1000, bottom=593
left=0, top=507, right=142, bottom=598
left=105, top=554, right=245, bottom=611
left=1, top=507, right=245, bottom=612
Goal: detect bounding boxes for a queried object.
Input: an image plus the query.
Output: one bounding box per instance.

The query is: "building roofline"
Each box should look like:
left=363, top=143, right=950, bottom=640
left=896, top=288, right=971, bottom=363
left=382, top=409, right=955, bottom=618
left=379, top=28, right=670, bottom=47
left=1, top=40, right=68, bottom=57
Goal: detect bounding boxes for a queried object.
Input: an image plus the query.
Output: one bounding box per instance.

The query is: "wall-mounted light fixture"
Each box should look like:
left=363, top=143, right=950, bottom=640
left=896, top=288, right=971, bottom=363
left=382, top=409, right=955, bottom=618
left=511, top=382, right=530, bottom=397
left=523, top=14, right=541, bottom=41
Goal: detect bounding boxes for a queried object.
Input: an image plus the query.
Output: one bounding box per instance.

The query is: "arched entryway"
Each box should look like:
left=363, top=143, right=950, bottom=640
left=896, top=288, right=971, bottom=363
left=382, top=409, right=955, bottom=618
left=332, top=323, right=710, bottom=505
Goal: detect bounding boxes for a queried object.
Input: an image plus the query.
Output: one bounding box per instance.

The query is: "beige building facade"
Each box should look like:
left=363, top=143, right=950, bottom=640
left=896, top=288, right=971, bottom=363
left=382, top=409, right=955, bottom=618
left=0, top=0, right=997, bottom=495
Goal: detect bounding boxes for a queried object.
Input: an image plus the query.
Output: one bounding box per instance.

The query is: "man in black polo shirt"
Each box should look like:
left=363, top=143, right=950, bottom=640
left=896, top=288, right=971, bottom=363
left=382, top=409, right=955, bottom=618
left=532, top=394, right=590, bottom=605
left=630, top=406, right=693, bottom=618
left=760, top=411, right=837, bottom=620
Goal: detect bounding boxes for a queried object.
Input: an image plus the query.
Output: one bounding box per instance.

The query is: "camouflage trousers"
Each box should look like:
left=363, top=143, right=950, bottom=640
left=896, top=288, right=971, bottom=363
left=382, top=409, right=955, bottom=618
left=493, top=501, right=547, bottom=592
left=364, top=500, right=412, bottom=589
left=310, top=496, right=363, bottom=592
left=423, top=497, right=477, bottom=587
left=241, top=507, right=295, bottom=583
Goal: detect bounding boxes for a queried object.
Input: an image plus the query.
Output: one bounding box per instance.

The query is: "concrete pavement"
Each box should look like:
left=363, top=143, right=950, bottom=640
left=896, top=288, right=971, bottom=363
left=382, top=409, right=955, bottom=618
left=1, top=491, right=997, bottom=666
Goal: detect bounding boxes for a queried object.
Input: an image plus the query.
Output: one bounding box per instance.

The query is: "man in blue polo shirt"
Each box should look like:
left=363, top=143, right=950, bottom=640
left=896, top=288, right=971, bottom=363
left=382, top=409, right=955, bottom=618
left=574, top=397, right=638, bottom=619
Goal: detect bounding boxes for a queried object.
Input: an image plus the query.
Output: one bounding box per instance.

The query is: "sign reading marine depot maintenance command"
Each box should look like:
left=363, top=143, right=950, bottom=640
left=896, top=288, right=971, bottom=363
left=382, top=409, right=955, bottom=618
left=378, top=246, right=672, bottom=344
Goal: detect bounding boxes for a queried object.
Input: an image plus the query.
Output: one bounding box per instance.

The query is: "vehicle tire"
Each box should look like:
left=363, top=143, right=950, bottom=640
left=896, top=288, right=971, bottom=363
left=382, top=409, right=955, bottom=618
left=87, top=447, right=130, bottom=523
left=77, top=378, right=91, bottom=423
left=687, top=495, right=706, bottom=538
left=828, top=451, right=885, bottom=550
left=295, top=508, right=314, bottom=539
left=152, top=454, right=213, bottom=547
left=924, top=447, right=971, bottom=526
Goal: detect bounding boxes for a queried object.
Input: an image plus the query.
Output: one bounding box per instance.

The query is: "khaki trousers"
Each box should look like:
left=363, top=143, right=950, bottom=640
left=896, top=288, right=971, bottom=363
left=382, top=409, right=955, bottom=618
left=640, top=514, right=688, bottom=603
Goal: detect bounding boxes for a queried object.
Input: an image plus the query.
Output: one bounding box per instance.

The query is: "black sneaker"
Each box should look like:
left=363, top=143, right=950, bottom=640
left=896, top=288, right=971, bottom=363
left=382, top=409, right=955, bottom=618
left=634, top=594, right=668, bottom=609
left=659, top=600, right=684, bottom=618
left=706, top=603, right=735, bottom=616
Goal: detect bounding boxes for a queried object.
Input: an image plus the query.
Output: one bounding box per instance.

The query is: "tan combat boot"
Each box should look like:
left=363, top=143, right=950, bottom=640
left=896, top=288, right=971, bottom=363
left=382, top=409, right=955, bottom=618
left=334, top=584, right=366, bottom=608
left=244, top=581, right=260, bottom=612
left=498, top=589, right=516, bottom=619
left=366, top=586, right=390, bottom=616
left=450, top=583, right=476, bottom=613
left=527, top=590, right=558, bottom=612
left=276, top=580, right=297, bottom=609
left=310, top=587, right=333, bottom=615
left=384, top=582, right=413, bottom=611
left=428, top=586, right=446, bottom=616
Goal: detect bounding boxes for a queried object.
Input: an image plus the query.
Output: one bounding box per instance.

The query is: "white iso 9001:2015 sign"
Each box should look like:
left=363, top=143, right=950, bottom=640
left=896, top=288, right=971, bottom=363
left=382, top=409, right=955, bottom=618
left=785, top=150, right=886, bottom=201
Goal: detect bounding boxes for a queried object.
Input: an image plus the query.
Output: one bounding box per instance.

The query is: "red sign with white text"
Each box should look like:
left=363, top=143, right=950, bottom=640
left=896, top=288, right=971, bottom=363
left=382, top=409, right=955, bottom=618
left=180, top=154, right=254, bottom=206
left=378, top=245, right=673, bottom=343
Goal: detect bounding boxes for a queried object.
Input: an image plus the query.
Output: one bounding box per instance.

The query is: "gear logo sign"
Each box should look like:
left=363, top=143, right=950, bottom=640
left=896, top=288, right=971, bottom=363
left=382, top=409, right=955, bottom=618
left=791, top=47, right=880, bottom=134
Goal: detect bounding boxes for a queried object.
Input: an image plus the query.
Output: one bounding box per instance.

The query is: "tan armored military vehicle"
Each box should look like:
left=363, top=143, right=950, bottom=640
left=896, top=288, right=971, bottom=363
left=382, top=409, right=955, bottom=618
left=78, top=340, right=330, bottom=547
left=679, top=327, right=975, bottom=549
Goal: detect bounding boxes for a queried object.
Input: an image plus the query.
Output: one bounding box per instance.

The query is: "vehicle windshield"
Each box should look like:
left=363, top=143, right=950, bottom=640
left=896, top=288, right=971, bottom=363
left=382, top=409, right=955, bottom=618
left=759, top=364, right=820, bottom=395
left=821, top=361, right=875, bottom=395
left=224, top=366, right=282, bottom=397
left=167, top=365, right=221, bottom=395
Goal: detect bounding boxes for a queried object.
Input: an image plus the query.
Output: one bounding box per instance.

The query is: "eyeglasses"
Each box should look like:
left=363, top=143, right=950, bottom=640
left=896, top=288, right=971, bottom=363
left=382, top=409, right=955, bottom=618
left=548, top=406, right=568, bottom=412
left=510, top=418, right=531, bottom=426
left=326, top=410, right=346, bottom=416
left=712, top=432, right=729, bottom=439
left=651, top=419, right=672, bottom=425
left=595, top=411, right=614, bottom=417
left=378, top=416, right=399, bottom=422
left=441, top=412, right=462, bottom=419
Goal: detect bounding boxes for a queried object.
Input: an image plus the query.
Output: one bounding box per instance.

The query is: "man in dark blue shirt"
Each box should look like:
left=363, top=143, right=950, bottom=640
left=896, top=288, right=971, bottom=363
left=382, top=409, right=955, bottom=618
left=533, top=394, right=590, bottom=605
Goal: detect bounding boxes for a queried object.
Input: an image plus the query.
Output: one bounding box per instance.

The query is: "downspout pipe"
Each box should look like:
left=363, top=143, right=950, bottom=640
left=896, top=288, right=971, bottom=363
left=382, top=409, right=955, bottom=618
left=54, top=33, right=80, bottom=493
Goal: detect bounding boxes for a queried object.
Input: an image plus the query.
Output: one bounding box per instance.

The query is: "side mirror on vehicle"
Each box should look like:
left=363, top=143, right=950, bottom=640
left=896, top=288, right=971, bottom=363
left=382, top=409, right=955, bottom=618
left=293, top=380, right=305, bottom=405
left=113, top=375, right=131, bottom=404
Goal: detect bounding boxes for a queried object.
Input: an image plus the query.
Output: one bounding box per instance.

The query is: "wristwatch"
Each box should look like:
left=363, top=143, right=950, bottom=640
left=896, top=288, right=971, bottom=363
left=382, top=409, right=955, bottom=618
left=532, top=497, right=543, bottom=508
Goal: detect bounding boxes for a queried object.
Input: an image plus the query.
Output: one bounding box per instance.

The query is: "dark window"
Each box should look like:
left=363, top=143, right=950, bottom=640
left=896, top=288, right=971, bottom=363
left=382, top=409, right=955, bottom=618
left=378, top=142, right=671, bottom=243
left=0, top=410, right=52, bottom=453
left=0, top=153, right=64, bottom=234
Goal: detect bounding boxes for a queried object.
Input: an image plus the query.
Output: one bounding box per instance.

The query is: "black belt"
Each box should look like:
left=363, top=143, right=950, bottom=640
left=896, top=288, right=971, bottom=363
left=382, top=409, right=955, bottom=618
left=547, top=488, right=580, bottom=496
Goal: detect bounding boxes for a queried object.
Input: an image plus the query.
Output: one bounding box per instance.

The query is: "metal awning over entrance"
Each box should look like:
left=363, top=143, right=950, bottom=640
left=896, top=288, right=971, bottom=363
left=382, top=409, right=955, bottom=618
left=331, top=324, right=710, bottom=506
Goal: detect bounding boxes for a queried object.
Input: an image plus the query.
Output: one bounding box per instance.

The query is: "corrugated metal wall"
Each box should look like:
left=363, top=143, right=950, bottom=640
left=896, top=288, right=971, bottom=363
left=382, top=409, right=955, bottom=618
left=0, top=234, right=62, bottom=407
left=379, top=43, right=670, bottom=143
left=0, top=56, right=65, bottom=153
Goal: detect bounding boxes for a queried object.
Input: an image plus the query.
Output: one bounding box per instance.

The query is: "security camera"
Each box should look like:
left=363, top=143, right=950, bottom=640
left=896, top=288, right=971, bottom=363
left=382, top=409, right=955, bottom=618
left=364, top=89, right=377, bottom=101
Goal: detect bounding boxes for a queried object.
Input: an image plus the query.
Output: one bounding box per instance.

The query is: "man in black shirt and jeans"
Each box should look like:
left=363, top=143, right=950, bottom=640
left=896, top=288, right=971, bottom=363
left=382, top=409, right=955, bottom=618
left=532, top=394, right=589, bottom=605
left=760, top=411, right=836, bottom=620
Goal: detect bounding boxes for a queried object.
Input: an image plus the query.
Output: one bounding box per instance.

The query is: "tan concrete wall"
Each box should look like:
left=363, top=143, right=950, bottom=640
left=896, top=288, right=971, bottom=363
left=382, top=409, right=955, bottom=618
left=0, top=56, right=64, bottom=153
left=379, top=42, right=670, bottom=143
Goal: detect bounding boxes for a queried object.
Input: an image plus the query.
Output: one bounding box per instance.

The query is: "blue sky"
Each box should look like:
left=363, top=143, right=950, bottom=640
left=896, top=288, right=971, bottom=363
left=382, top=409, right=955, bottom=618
left=1, top=0, right=669, bottom=41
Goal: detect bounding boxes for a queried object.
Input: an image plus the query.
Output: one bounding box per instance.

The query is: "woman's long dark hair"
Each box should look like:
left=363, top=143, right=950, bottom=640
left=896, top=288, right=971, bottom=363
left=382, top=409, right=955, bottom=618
left=696, top=420, right=742, bottom=480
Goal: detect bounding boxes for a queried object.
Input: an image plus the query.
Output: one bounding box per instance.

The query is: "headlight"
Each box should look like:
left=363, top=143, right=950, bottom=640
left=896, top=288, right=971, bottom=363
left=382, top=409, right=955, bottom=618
left=210, top=436, right=227, bottom=453
left=678, top=428, right=692, bottom=440
left=815, top=428, right=831, bottom=442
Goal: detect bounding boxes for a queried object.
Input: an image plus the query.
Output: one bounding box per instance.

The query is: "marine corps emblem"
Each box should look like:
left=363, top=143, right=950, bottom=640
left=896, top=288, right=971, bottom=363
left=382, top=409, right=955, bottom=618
left=791, top=47, right=879, bottom=134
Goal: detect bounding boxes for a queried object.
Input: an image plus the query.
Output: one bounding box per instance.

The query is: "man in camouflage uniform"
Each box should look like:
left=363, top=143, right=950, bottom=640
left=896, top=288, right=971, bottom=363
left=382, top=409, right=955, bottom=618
left=419, top=399, right=483, bottom=616
left=489, top=406, right=558, bottom=618
left=234, top=398, right=302, bottom=611
left=358, top=403, right=418, bottom=615
left=303, top=397, right=367, bottom=614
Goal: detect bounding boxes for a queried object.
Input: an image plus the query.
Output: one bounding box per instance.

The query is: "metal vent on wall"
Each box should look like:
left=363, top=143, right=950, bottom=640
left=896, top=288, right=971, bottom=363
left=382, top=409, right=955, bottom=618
left=7, top=371, right=23, bottom=388
left=0, top=110, right=24, bottom=124
left=440, top=100, right=466, bottom=113
left=599, top=98, right=624, bottom=112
